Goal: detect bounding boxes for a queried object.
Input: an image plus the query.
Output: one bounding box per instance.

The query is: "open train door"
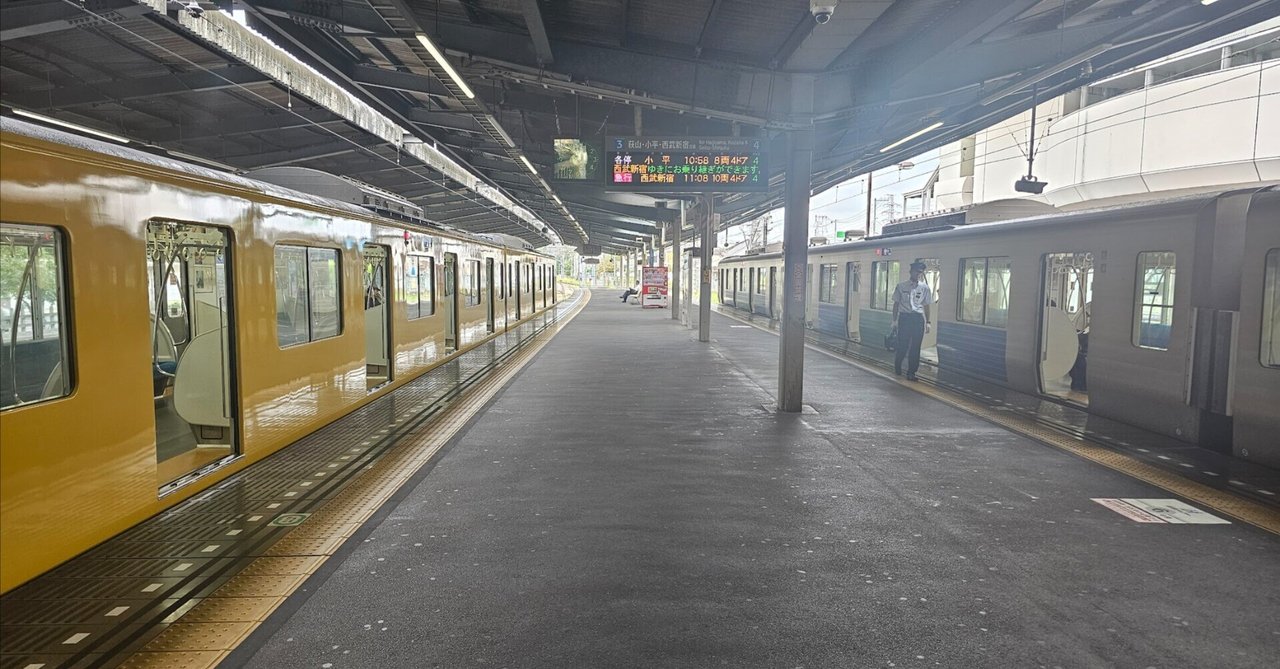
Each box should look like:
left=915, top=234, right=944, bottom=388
left=845, top=261, right=861, bottom=342
left=146, top=220, right=238, bottom=492
left=1039, top=252, right=1092, bottom=404
left=363, top=244, right=391, bottom=390
left=444, top=253, right=459, bottom=351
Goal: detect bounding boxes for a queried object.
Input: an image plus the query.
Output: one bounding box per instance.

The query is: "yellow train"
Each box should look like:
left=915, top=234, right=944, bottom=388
left=0, top=117, right=561, bottom=593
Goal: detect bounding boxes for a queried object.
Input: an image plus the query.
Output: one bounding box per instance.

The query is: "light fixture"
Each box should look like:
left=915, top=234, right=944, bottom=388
left=1201, top=0, right=1218, bottom=5
left=415, top=33, right=476, bottom=99
left=520, top=154, right=538, bottom=175
left=13, top=109, right=130, bottom=143
left=486, top=115, right=516, bottom=148
left=879, top=121, right=942, bottom=153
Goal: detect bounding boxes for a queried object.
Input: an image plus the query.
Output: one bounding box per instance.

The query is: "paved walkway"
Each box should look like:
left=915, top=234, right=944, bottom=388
left=231, top=290, right=1280, bottom=669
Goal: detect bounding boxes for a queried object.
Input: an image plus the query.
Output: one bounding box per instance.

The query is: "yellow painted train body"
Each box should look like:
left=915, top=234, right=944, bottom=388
left=0, top=118, right=559, bottom=592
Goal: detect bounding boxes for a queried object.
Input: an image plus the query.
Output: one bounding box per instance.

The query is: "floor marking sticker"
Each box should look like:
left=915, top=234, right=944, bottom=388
left=1093, top=498, right=1230, bottom=524
left=62, top=633, right=89, bottom=645
left=269, top=513, right=311, bottom=527
left=105, top=606, right=130, bottom=617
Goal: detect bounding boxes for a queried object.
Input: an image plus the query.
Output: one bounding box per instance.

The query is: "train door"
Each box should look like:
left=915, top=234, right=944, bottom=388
left=443, top=252, right=459, bottom=351
left=485, top=258, right=496, bottom=333
left=363, top=244, right=391, bottom=391
left=845, top=261, right=861, bottom=342
left=917, top=258, right=941, bottom=364
left=146, top=221, right=238, bottom=490
left=514, top=262, right=522, bottom=319
left=768, top=267, right=777, bottom=318
left=1039, top=252, right=1093, bottom=404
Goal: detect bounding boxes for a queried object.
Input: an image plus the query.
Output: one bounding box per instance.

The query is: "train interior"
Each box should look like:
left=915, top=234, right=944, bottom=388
left=363, top=244, right=391, bottom=391
left=0, top=224, right=70, bottom=411
left=1040, top=252, right=1094, bottom=405
left=146, top=221, right=238, bottom=490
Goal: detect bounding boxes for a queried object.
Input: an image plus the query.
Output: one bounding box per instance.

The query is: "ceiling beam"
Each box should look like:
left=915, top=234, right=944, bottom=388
left=229, top=144, right=360, bottom=169
left=4, top=65, right=269, bottom=109
left=243, top=0, right=393, bottom=35
left=147, top=108, right=343, bottom=143
left=0, top=0, right=146, bottom=41
left=520, top=0, right=554, bottom=65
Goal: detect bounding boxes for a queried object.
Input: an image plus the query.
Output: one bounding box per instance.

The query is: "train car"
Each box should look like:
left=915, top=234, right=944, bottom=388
left=719, top=189, right=1280, bottom=468
left=0, top=117, right=559, bottom=593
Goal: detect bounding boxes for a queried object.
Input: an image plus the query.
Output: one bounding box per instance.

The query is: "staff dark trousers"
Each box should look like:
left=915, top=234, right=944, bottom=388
left=894, top=313, right=926, bottom=376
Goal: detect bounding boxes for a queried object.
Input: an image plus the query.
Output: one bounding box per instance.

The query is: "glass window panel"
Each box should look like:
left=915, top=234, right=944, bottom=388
left=959, top=258, right=987, bottom=324
left=418, top=257, right=434, bottom=317
left=1133, top=251, right=1176, bottom=350
left=274, top=246, right=309, bottom=346
left=467, top=260, right=481, bottom=306
left=757, top=267, right=768, bottom=294
left=1263, top=249, right=1279, bottom=368
left=872, top=261, right=898, bottom=310
left=819, top=264, right=838, bottom=303
left=1, top=224, right=71, bottom=409
left=984, top=257, right=1011, bottom=327
left=405, top=256, right=420, bottom=320
left=307, top=247, right=341, bottom=341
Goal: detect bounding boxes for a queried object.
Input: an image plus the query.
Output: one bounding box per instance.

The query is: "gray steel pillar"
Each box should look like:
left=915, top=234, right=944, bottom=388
left=698, top=196, right=716, bottom=343
left=778, top=129, right=814, bottom=413
left=671, top=201, right=682, bottom=321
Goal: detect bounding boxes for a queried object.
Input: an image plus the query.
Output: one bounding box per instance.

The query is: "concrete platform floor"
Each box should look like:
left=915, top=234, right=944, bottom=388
left=231, top=290, right=1280, bottom=669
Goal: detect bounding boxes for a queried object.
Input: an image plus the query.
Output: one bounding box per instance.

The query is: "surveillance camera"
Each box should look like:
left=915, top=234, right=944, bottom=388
left=167, top=1, right=203, bottom=17
left=811, top=0, right=837, bottom=24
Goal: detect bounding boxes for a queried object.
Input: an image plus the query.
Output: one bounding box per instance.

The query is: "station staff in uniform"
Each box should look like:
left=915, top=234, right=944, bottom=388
left=892, top=261, right=934, bottom=381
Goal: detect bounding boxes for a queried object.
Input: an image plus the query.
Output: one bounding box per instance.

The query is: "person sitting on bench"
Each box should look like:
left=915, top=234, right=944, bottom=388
left=620, top=282, right=639, bottom=302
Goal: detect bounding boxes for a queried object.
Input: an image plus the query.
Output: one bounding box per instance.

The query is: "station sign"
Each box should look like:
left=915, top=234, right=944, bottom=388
left=607, top=137, right=767, bottom=193
left=580, top=243, right=602, bottom=256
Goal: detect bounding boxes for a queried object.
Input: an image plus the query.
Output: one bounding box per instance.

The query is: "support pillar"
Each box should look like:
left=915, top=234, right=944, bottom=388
left=671, top=201, right=683, bottom=321
left=698, top=196, right=716, bottom=343
left=779, top=129, right=814, bottom=413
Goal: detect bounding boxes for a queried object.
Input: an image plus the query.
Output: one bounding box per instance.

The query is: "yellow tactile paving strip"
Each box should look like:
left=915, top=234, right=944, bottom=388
left=120, top=292, right=590, bottom=669
left=739, top=313, right=1280, bottom=536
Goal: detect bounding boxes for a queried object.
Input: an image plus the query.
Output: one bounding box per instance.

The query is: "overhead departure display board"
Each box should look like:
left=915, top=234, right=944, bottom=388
left=606, top=137, right=767, bottom=192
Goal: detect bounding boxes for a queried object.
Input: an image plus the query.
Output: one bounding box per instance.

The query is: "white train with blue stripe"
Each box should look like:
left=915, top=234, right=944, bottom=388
left=719, top=188, right=1280, bottom=469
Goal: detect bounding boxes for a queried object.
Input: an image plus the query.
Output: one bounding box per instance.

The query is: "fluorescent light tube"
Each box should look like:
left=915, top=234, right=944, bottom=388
left=520, top=154, right=539, bottom=175
left=416, top=33, right=476, bottom=99
left=13, top=109, right=130, bottom=143
left=879, top=121, right=943, bottom=153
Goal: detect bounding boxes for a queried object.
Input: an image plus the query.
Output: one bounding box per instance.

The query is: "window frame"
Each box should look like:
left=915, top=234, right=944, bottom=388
left=871, top=260, right=899, bottom=311
left=818, top=263, right=838, bottom=304
left=1, top=222, right=74, bottom=410
left=1132, top=251, right=1177, bottom=351
left=274, top=244, right=343, bottom=347
left=406, top=255, right=436, bottom=320
left=957, top=256, right=1011, bottom=328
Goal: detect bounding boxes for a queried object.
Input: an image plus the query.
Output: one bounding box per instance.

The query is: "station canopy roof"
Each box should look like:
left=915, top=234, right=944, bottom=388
left=3, top=0, right=1274, bottom=252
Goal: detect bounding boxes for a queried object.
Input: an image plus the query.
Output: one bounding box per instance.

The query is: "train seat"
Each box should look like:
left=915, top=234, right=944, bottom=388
left=173, top=327, right=230, bottom=430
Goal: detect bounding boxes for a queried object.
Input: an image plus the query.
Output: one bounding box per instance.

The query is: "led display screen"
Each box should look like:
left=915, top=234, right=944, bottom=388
left=606, top=137, right=767, bottom=192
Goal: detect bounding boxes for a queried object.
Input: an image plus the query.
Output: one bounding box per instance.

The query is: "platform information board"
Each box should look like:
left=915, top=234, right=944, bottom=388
left=641, top=266, right=669, bottom=308
left=607, top=137, right=767, bottom=192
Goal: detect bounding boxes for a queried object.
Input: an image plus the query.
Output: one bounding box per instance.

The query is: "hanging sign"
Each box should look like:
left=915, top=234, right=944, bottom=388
left=641, top=266, right=669, bottom=308
left=607, top=137, right=767, bottom=193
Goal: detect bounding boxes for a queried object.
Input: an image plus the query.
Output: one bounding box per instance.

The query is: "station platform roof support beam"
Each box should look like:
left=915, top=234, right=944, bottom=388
left=779, top=76, right=815, bottom=413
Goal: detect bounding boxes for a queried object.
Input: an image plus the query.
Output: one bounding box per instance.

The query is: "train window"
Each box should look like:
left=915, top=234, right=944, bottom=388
left=917, top=258, right=941, bottom=306
left=274, top=245, right=342, bottom=346
left=819, top=264, right=838, bottom=303
left=871, top=261, right=899, bottom=310
left=1263, top=249, right=1280, bottom=368
left=465, top=259, right=481, bottom=307
left=1132, top=251, right=1176, bottom=350
left=757, top=267, right=768, bottom=295
left=959, top=257, right=1011, bottom=327
left=407, top=256, right=435, bottom=319
left=1, top=223, right=72, bottom=410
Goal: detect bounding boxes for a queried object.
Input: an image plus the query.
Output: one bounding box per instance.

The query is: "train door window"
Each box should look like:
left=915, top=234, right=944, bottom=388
left=819, top=264, right=838, bottom=303
left=406, top=256, right=435, bottom=319
left=871, top=261, right=899, bottom=310
left=464, top=259, right=480, bottom=307
left=149, top=221, right=238, bottom=490
left=845, top=261, right=861, bottom=341
left=1263, top=249, right=1280, bottom=368
left=362, top=245, right=391, bottom=391
left=275, top=245, right=342, bottom=345
left=1, top=223, right=72, bottom=410
left=959, top=257, right=1011, bottom=327
left=485, top=258, right=496, bottom=333
left=443, top=253, right=458, bottom=349
left=757, top=267, right=767, bottom=295
left=1133, top=251, right=1176, bottom=350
